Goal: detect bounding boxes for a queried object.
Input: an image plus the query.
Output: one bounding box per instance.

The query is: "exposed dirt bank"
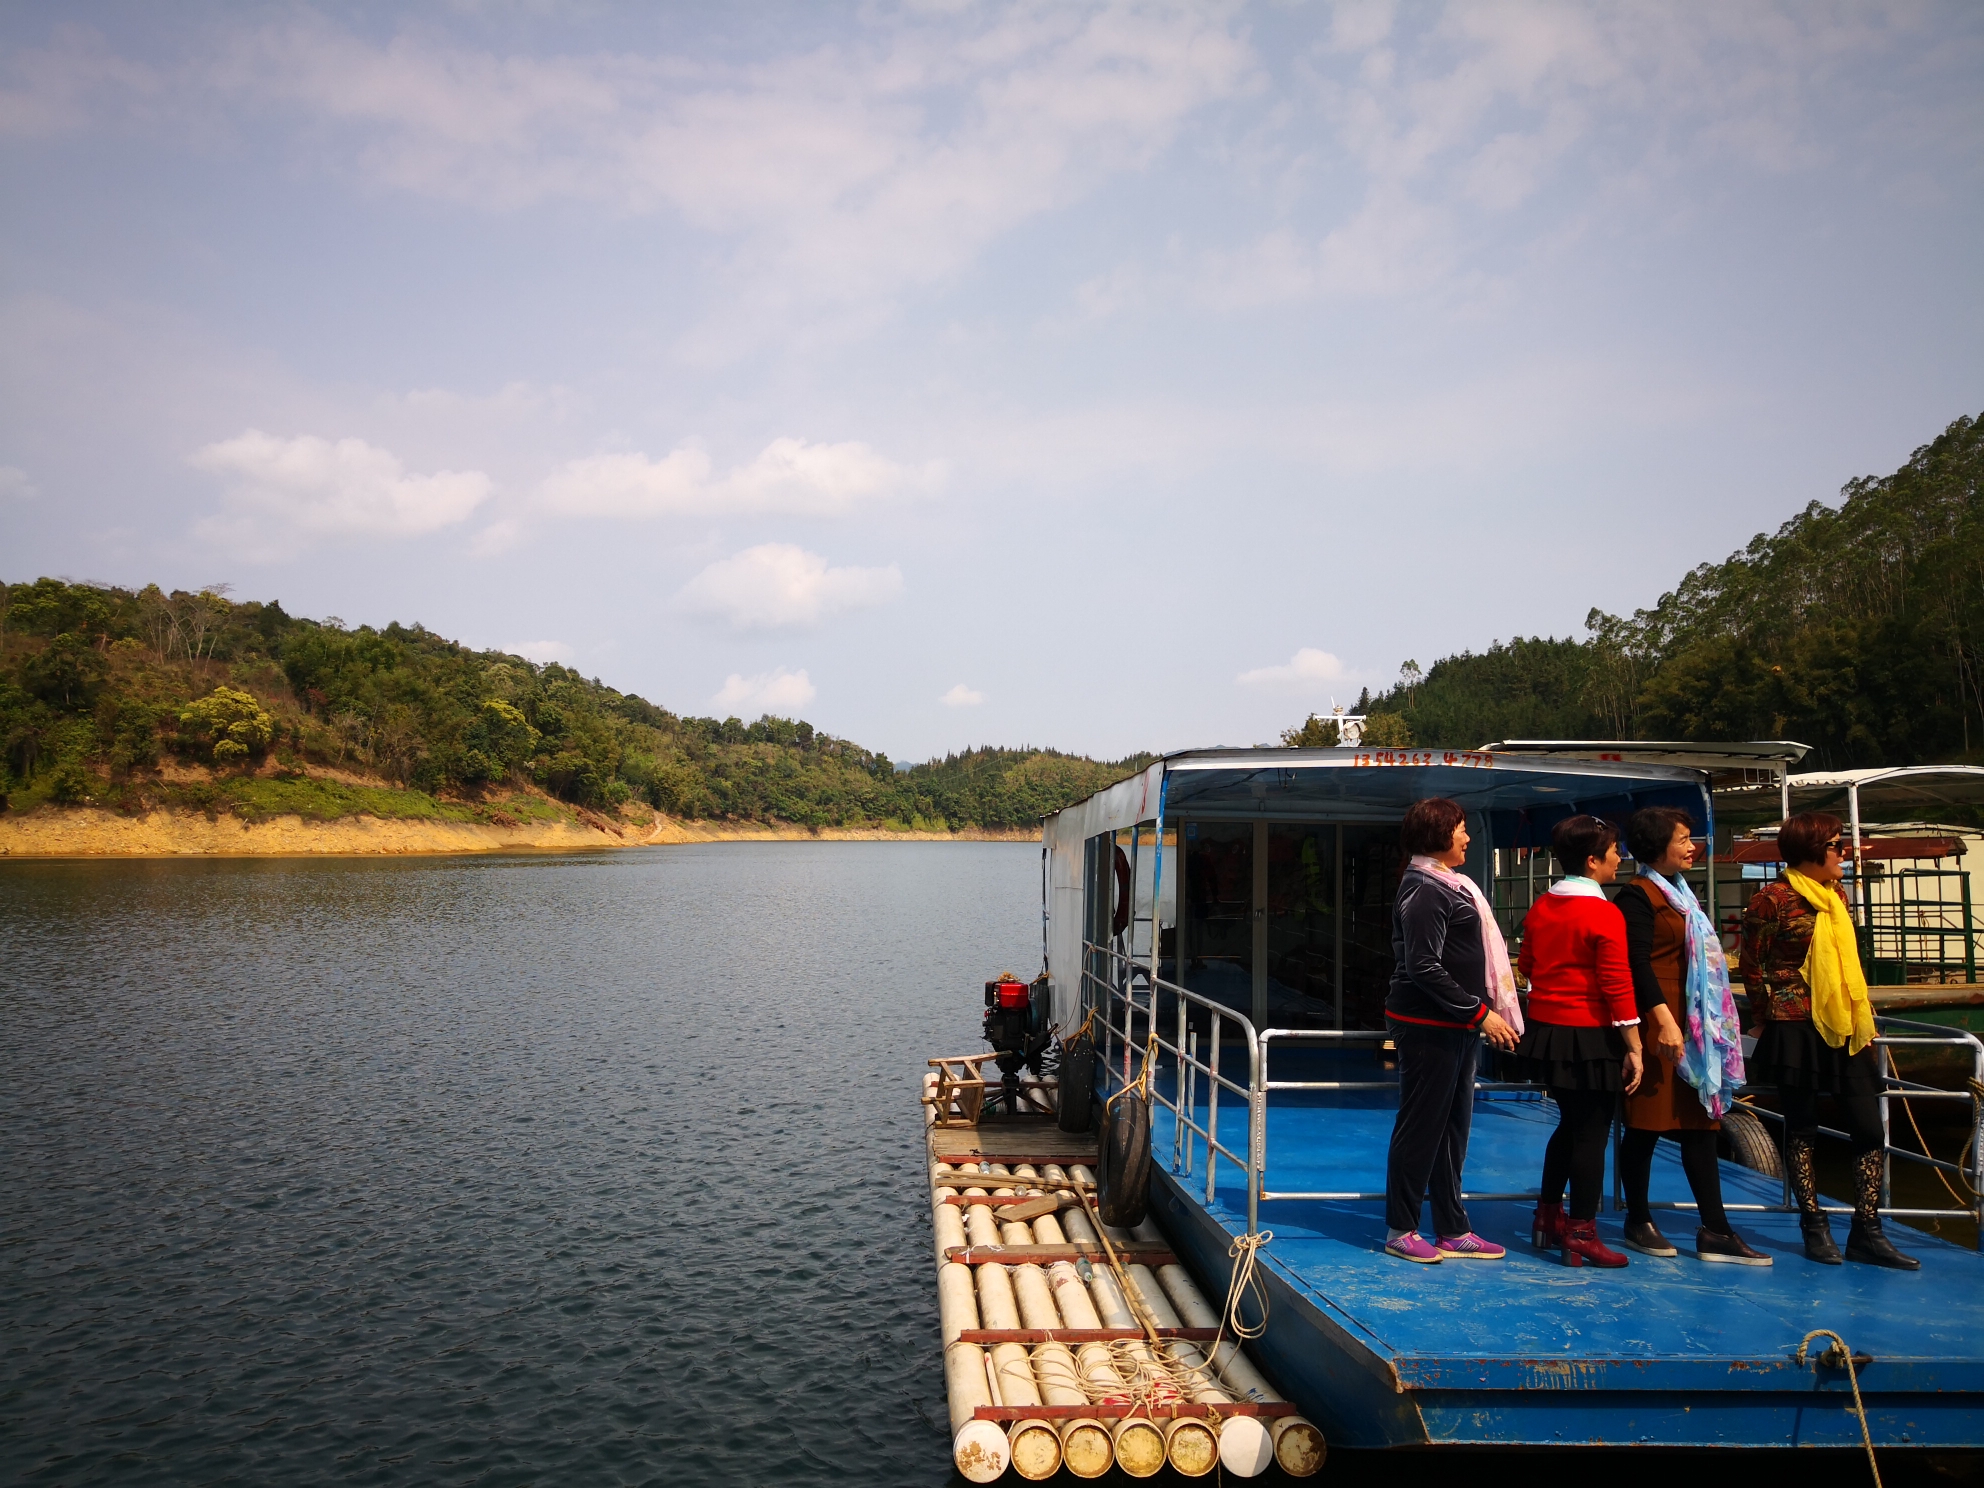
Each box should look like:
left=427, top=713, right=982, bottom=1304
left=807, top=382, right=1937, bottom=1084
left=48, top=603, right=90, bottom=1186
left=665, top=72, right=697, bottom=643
left=0, top=806, right=1036, bottom=858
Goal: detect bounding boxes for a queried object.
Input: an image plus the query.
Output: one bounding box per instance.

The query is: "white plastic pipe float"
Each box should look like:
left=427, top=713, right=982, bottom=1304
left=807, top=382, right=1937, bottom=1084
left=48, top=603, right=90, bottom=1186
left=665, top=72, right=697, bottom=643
left=1130, top=1262, right=1272, bottom=1477
left=1055, top=1196, right=1233, bottom=1477
left=1079, top=1246, right=1219, bottom=1477
left=991, top=1168, right=1114, bottom=1479
left=930, top=1160, right=1009, bottom=1479
left=937, top=1257, right=1010, bottom=1482
left=957, top=1165, right=1065, bottom=1480
left=1131, top=1219, right=1326, bottom=1479
left=931, top=1164, right=968, bottom=1265
left=999, top=1174, right=1126, bottom=1484
left=1019, top=1186, right=1161, bottom=1479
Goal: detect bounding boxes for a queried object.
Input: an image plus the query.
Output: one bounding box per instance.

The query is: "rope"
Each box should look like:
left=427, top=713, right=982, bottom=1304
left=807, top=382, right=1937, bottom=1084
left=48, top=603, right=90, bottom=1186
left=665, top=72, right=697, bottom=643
left=1053, top=1182, right=1225, bottom=1416
left=1796, top=1330, right=1881, bottom=1488
left=1212, top=1231, right=1273, bottom=1359
left=1883, top=1049, right=1980, bottom=1203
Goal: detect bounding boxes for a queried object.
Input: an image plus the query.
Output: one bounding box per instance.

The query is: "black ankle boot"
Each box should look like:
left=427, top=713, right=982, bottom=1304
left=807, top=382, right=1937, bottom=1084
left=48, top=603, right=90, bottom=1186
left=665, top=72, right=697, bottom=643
left=1845, top=1148, right=1919, bottom=1271
left=1787, top=1134, right=1841, bottom=1263
left=1800, top=1214, right=1842, bottom=1264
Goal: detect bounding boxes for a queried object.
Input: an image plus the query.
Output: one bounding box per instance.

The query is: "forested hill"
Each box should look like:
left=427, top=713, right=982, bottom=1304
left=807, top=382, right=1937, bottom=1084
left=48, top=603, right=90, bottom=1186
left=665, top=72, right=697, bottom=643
left=0, top=580, right=1146, bottom=830
left=1355, top=409, right=1983, bottom=770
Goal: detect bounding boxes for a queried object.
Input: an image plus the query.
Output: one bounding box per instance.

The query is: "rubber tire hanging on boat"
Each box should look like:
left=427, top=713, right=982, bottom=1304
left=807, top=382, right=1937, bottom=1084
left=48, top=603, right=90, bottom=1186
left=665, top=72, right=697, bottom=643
left=1720, top=1105, right=1783, bottom=1179
left=1098, top=1092, right=1153, bottom=1227
left=1057, top=1035, right=1097, bottom=1133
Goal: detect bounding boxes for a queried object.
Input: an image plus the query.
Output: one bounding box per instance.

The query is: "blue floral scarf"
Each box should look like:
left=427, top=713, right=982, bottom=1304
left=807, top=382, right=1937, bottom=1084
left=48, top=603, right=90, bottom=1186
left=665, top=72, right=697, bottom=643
left=1639, top=869, right=1745, bottom=1119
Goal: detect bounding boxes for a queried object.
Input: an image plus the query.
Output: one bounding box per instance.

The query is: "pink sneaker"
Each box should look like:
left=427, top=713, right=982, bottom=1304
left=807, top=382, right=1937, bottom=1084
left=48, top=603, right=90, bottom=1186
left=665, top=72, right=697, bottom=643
left=1436, top=1232, right=1507, bottom=1260
left=1385, top=1231, right=1443, bottom=1264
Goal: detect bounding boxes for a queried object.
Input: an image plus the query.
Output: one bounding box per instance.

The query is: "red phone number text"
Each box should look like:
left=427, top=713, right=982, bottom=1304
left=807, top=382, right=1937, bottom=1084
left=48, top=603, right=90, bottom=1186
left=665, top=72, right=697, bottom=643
left=1351, top=750, right=1495, bottom=769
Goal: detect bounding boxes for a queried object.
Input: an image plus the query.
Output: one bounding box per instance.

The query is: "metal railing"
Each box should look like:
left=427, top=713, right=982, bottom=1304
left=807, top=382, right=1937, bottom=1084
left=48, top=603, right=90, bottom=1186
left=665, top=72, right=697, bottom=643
left=1629, top=1016, right=1984, bottom=1229
left=1082, top=940, right=1984, bottom=1240
left=1085, top=939, right=1262, bottom=1231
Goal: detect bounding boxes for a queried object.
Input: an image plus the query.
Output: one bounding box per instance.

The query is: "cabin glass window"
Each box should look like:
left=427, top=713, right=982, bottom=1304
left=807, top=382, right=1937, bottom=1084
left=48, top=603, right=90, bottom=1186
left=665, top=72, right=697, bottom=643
left=1265, top=824, right=1338, bottom=1021
left=1180, top=821, right=1251, bottom=1003
left=1339, top=824, right=1403, bottom=1030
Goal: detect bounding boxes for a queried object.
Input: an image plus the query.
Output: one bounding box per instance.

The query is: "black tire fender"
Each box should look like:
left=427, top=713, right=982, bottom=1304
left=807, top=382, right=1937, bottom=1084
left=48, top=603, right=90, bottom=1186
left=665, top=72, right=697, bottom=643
left=1057, top=1036, right=1097, bottom=1133
left=1722, top=1104, right=1783, bottom=1178
left=1097, top=1091, right=1153, bottom=1227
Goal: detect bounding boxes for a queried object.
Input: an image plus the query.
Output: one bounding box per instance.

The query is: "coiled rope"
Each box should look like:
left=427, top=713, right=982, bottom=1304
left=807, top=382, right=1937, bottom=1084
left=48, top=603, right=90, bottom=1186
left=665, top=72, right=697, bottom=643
left=1795, top=1329, right=1880, bottom=1488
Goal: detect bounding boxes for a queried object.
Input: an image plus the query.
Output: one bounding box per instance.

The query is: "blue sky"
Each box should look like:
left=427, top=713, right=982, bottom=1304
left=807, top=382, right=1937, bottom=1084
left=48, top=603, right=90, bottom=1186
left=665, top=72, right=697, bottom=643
left=3, top=2, right=1980, bottom=760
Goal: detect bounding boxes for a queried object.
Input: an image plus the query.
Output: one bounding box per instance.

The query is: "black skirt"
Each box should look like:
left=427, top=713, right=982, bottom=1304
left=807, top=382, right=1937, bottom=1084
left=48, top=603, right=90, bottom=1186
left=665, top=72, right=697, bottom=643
left=1751, top=1019, right=1883, bottom=1096
left=1516, top=1020, right=1627, bottom=1093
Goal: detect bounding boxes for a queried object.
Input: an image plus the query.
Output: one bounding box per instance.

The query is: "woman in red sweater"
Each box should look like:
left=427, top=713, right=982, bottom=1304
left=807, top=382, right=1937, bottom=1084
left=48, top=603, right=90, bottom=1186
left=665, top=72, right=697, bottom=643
left=1516, top=815, right=1644, bottom=1267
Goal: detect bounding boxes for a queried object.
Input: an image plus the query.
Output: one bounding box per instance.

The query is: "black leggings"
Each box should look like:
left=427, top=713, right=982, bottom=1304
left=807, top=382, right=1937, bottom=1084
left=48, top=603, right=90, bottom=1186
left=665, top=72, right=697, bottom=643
left=1620, top=1129, right=1729, bottom=1234
left=1781, top=1088, right=1885, bottom=1154
left=1541, top=1088, right=1615, bottom=1222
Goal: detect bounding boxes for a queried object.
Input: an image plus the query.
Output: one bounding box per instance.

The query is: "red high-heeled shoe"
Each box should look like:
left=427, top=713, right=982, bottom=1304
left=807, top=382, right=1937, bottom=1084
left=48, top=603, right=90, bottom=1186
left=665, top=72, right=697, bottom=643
left=1530, top=1200, right=1564, bottom=1250
left=1560, top=1218, right=1628, bottom=1268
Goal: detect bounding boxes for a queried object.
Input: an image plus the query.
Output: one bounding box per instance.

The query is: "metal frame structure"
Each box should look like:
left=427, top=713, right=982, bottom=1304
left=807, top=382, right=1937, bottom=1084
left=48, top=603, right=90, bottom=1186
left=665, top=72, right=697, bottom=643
left=1082, top=939, right=1984, bottom=1240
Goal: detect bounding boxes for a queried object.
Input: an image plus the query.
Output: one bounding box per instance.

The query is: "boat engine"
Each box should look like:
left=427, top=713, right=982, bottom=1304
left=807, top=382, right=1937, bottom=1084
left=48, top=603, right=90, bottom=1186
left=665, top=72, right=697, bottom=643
left=982, top=973, right=1051, bottom=1116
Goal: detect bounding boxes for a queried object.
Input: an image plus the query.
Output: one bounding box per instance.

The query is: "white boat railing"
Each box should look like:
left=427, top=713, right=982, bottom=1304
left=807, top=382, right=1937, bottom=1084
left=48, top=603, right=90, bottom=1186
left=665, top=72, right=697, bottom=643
left=1082, top=939, right=1984, bottom=1240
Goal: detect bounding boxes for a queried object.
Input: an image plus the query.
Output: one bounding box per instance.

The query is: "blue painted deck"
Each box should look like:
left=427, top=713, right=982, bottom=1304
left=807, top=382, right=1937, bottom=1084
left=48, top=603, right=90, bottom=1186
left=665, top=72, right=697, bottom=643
left=1129, top=1045, right=1984, bottom=1449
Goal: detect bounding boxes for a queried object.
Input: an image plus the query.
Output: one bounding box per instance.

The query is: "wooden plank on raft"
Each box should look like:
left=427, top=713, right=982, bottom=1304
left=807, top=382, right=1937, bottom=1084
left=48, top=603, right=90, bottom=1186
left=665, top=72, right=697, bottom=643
left=973, top=1403, right=1299, bottom=1421
left=959, top=1327, right=1221, bottom=1344
left=945, top=1243, right=1178, bottom=1266
left=929, top=1136, right=1101, bottom=1161
left=936, top=1193, right=1074, bottom=1213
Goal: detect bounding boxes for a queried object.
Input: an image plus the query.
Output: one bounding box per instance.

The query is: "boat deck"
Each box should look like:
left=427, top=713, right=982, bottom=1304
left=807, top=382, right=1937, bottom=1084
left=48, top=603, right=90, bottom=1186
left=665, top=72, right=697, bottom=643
left=1135, top=1047, right=1984, bottom=1449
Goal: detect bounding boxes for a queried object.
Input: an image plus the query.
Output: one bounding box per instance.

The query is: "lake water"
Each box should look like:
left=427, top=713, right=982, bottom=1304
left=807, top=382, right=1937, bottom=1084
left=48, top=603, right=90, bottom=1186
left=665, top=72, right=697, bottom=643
left=2, top=844, right=1043, bottom=1487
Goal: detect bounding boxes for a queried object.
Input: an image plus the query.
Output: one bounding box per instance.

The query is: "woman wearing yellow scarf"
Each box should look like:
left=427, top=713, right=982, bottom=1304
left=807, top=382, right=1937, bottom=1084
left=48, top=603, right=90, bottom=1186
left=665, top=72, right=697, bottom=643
left=1739, top=812, right=1915, bottom=1269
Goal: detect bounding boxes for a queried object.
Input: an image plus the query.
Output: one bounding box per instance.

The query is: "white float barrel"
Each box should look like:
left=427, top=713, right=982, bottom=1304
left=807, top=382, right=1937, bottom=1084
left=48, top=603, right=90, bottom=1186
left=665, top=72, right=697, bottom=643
left=938, top=1260, right=1010, bottom=1481
left=931, top=1168, right=967, bottom=1265
left=1136, top=1228, right=1326, bottom=1479
left=1008, top=1241, right=1113, bottom=1477
left=1132, top=1262, right=1272, bottom=1477
left=972, top=1262, right=1061, bottom=1480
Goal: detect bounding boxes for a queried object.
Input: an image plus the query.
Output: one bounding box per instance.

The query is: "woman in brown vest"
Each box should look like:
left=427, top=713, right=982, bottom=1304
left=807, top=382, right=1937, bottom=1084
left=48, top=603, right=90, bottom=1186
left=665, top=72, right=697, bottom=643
left=1617, top=808, right=1770, bottom=1264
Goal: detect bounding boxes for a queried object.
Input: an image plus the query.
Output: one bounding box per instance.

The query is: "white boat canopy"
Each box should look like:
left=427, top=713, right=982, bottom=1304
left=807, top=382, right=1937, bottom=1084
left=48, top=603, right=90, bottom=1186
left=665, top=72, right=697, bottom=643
left=1718, top=765, right=1984, bottom=925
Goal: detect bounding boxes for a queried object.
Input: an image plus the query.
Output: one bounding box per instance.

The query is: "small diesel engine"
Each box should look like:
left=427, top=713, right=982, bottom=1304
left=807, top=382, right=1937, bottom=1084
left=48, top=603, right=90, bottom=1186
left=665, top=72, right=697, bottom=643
left=982, top=972, right=1052, bottom=1116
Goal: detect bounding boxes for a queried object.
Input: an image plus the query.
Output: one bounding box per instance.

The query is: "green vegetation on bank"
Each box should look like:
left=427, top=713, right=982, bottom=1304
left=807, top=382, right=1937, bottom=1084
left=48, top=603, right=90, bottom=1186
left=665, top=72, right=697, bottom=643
left=0, top=582, right=1147, bottom=829
left=1328, top=409, right=1983, bottom=771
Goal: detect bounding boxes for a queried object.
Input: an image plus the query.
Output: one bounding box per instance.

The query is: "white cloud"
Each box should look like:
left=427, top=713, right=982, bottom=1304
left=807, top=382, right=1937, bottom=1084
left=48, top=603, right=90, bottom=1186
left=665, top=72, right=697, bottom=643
left=941, top=683, right=985, bottom=707
left=5, top=9, right=1257, bottom=341
left=1236, top=647, right=1352, bottom=689
left=468, top=517, right=525, bottom=557
left=508, top=639, right=572, bottom=664
left=675, top=543, right=904, bottom=631
left=713, top=667, right=816, bottom=714
left=191, top=429, right=490, bottom=557
left=540, top=436, right=941, bottom=519
left=0, top=465, right=36, bottom=500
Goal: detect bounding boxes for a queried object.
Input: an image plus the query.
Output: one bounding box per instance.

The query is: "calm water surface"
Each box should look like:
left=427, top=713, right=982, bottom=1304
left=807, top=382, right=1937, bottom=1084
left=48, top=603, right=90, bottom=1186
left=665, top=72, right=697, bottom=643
left=2, top=844, right=1042, bottom=1486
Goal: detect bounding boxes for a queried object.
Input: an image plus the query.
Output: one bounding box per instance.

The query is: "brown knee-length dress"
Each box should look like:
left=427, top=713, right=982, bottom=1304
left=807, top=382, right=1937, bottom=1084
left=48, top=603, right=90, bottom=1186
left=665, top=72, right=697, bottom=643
left=1620, top=877, right=1717, bottom=1133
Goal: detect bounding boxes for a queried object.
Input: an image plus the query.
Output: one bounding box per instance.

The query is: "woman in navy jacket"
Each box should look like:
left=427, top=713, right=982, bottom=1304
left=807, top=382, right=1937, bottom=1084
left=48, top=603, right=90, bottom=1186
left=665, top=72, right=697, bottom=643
left=1381, top=797, right=1519, bottom=1263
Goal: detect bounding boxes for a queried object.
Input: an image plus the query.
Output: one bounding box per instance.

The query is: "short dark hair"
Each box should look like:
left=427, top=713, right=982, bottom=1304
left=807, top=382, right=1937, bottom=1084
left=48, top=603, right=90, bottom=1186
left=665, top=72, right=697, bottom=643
left=1401, top=797, right=1466, bottom=857
left=1551, top=814, right=1618, bottom=877
left=1626, top=806, right=1696, bottom=865
left=1779, top=811, right=1843, bottom=869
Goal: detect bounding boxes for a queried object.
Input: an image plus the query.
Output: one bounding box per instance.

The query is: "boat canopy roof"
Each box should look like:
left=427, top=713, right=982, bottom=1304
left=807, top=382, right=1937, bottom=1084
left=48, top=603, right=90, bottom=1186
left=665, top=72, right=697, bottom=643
left=1046, top=747, right=1709, bottom=852
left=1482, top=738, right=1809, bottom=781
left=1721, top=764, right=1984, bottom=819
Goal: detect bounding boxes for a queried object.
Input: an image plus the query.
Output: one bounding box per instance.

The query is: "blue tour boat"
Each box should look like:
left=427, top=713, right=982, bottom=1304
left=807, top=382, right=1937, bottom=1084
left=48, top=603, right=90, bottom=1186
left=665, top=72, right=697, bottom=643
left=1039, top=745, right=1984, bottom=1452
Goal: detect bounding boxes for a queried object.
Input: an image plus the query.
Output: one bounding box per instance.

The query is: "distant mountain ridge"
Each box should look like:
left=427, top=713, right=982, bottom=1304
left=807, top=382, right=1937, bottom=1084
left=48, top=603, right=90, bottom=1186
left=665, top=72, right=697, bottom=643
left=0, top=580, right=1148, bottom=832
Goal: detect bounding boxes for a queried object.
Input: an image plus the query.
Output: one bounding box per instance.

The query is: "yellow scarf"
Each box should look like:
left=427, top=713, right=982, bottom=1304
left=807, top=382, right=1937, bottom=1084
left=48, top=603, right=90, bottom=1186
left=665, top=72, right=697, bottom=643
left=1781, top=868, right=1875, bottom=1055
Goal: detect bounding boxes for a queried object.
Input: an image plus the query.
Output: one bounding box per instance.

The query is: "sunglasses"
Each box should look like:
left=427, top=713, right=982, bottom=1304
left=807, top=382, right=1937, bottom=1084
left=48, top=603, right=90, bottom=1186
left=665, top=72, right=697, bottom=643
left=1824, top=839, right=1846, bottom=854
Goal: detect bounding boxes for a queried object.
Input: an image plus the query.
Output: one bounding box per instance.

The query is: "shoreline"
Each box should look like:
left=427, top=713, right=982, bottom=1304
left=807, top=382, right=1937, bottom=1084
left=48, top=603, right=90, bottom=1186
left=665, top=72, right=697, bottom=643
left=0, top=806, right=1038, bottom=858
